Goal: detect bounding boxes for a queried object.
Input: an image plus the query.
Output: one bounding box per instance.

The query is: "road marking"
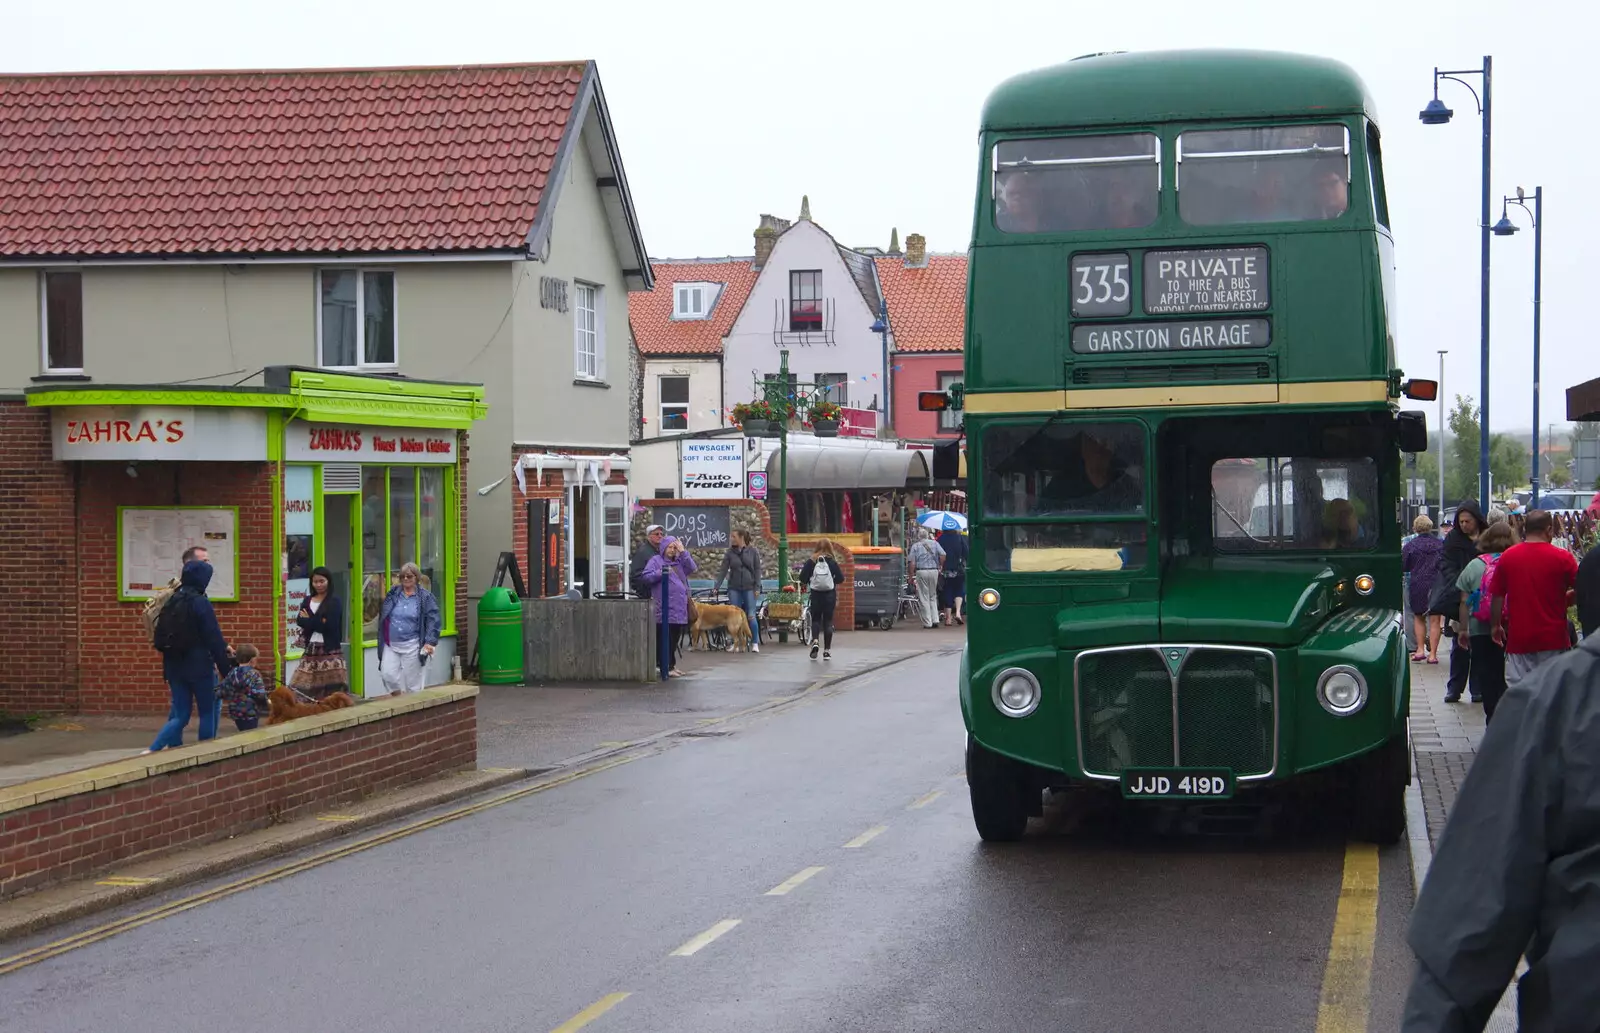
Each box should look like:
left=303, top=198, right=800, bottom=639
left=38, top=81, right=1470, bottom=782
left=1315, top=842, right=1380, bottom=1033
left=670, top=918, right=741, bottom=957
left=0, top=752, right=642, bottom=977
left=842, top=825, right=887, bottom=849
left=765, top=866, right=825, bottom=896
left=549, top=992, right=631, bottom=1032
left=316, top=814, right=359, bottom=822
left=908, top=789, right=944, bottom=810
left=94, top=877, right=155, bottom=887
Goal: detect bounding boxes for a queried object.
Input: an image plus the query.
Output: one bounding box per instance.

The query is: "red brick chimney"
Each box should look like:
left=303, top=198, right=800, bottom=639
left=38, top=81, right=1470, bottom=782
left=905, top=233, right=927, bottom=268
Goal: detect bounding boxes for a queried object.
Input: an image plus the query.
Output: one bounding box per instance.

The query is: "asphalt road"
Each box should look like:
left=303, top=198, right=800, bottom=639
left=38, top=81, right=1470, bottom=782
left=2, top=647, right=1415, bottom=1032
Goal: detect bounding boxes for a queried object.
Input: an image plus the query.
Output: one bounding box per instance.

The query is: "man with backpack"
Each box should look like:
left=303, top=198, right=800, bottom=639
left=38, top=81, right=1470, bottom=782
left=1491, top=509, right=1579, bottom=688
left=146, top=558, right=234, bottom=753
left=1455, top=521, right=1515, bottom=721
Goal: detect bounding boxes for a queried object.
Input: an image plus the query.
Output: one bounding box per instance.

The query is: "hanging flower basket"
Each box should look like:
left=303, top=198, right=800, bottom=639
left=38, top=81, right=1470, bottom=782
left=809, top=401, right=842, bottom=438
left=740, top=419, right=771, bottom=436
left=811, top=418, right=840, bottom=437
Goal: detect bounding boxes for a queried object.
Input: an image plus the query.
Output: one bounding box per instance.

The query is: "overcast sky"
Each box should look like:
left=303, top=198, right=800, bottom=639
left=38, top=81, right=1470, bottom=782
left=9, top=0, right=1589, bottom=432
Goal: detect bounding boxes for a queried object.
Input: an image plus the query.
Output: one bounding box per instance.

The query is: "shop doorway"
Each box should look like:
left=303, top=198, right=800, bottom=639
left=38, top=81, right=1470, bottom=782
left=321, top=491, right=361, bottom=697
left=565, top=484, right=628, bottom=597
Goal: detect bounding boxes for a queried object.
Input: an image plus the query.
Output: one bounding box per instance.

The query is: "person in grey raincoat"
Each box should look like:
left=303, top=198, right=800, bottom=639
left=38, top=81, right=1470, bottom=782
left=1403, top=633, right=1600, bottom=1032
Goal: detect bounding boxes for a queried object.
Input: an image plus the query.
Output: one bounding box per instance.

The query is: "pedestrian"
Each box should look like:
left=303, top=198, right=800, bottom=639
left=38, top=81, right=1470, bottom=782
left=1578, top=539, right=1600, bottom=641
left=1490, top=509, right=1579, bottom=686
left=630, top=524, right=666, bottom=597
left=1402, top=635, right=1600, bottom=1031
left=1403, top=515, right=1446, bottom=663
left=291, top=565, right=349, bottom=700
left=378, top=562, right=442, bottom=695
left=937, top=527, right=968, bottom=627
left=641, top=536, right=696, bottom=676
left=1429, top=500, right=1486, bottom=703
left=1454, top=521, right=1515, bottom=721
left=714, top=529, right=763, bottom=653
left=800, top=539, right=843, bottom=661
left=145, top=559, right=232, bottom=753
left=217, top=643, right=269, bottom=732
left=908, top=527, right=945, bottom=629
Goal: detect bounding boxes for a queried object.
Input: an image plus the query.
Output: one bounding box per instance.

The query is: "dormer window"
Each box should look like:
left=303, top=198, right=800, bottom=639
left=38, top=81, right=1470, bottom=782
left=673, top=282, right=721, bottom=320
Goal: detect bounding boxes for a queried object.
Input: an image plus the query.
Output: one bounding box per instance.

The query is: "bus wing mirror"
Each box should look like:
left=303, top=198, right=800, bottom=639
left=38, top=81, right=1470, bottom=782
left=918, top=392, right=950, bottom=412
left=1397, top=411, right=1428, bottom=454
left=1401, top=379, right=1438, bottom=402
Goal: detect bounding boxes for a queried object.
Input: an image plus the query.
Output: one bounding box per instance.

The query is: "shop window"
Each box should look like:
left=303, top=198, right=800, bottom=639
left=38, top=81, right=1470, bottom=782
left=575, top=282, right=604, bottom=381
left=283, top=466, right=315, bottom=656
left=319, top=269, right=397, bottom=370
left=390, top=467, right=417, bottom=584
left=360, top=464, right=453, bottom=644
left=419, top=467, right=446, bottom=597
left=41, top=271, right=84, bottom=373
left=361, top=467, right=388, bottom=641
left=660, top=375, right=689, bottom=429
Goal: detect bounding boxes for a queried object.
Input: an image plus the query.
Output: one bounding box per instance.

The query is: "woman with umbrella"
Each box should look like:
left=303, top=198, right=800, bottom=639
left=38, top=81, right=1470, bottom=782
left=937, top=526, right=969, bottom=627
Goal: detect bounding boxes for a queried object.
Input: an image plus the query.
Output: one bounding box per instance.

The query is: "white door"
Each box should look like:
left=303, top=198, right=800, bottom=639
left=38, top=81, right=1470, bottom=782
left=599, top=485, right=628, bottom=595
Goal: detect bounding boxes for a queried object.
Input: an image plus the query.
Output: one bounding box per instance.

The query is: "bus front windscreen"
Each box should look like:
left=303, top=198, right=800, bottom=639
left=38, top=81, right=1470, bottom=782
left=1211, top=456, right=1379, bottom=551
left=982, top=421, right=1149, bottom=573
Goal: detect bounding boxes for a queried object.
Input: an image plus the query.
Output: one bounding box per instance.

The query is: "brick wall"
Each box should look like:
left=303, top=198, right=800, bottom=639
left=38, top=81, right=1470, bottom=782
left=0, top=403, right=79, bottom=713
left=0, top=691, right=477, bottom=900
left=76, top=461, right=276, bottom=713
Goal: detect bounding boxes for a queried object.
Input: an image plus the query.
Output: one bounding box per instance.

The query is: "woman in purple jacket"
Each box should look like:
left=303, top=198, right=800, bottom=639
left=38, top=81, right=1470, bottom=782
left=640, top=536, right=697, bottom=677
left=1402, top=514, right=1446, bottom=663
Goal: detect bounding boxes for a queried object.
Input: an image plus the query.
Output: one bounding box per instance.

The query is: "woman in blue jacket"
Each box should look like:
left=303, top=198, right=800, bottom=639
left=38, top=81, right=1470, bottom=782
left=147, top=560, right=233, bottom=752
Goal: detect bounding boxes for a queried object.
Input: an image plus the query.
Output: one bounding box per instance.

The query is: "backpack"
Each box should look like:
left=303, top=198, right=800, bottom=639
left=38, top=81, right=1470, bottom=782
left=152, top=588, right=198, bottom=653
left=809, top=559, right=835, bottom=592
left=1469, top=553, right=1503, bottom=624
left=141, top=578, right=180, bottom=645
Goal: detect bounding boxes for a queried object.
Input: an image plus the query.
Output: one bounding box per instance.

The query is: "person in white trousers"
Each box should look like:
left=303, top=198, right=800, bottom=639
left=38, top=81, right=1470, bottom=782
left=908, top=527, right=945, bottom=629
left=379, top=562, right=442, bottom=695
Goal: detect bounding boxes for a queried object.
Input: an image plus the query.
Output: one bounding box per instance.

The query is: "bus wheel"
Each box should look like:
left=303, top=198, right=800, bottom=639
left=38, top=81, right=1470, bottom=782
left=1350, top=731, right=1408, bottom=846
left=966, top=736, right=1031, bottom=842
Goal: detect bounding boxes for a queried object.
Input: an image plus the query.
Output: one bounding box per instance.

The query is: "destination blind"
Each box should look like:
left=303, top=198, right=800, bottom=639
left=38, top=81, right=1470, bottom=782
left=1071, top=318, right=1271, bottom=354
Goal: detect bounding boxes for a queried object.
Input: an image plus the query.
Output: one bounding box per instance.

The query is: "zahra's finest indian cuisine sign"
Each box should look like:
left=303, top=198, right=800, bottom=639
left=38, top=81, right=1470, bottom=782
left=284, top=422, right=456, bottom=463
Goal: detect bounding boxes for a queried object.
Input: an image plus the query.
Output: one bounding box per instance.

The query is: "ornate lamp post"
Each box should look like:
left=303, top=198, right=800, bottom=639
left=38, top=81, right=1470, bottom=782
left=1492, top=186, right=1543, bottom=506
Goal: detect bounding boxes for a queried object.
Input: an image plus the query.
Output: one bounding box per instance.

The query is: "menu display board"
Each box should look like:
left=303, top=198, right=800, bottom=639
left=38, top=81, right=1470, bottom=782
left=118, top=507, right=239, bottom=601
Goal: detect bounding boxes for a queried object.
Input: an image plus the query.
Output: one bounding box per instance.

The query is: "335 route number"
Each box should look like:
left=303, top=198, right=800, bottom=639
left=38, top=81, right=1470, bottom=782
left=1070, top=252, right=1132, bottom=318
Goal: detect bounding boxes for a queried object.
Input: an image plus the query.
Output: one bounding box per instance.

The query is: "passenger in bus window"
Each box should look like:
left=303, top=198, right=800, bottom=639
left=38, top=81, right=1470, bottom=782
left=1312, top=168, right=1349, bottom=219
left=1320, top=498, right=1362, bottom=549
left=994, top=170, right=1045, bottom=232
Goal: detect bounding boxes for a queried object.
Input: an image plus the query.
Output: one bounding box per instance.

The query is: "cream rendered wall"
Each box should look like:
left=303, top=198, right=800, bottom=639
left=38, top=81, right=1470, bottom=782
left=721, top=222, right=882, bottom=412
left=511, top=131, right=632, bottom=451
left=642, top=356, right=723, bottom=436
left=0, top=269, right=42, bottom=391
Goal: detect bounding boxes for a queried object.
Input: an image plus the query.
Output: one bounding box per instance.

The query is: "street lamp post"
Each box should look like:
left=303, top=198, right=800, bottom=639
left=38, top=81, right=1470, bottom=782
left=870, top=297, right=891, bottom=432
left=1437, top=349, right=1448, bottom=517
left=1491, top=186, right=1543, bottom=506
left=754, top=350, right=829, bottom=605
left=1421, top=56, right=1494, bottom=506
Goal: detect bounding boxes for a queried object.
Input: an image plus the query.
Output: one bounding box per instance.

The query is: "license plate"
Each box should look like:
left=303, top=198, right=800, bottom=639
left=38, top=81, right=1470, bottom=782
left=1120, top=768, right=1234, bottom=800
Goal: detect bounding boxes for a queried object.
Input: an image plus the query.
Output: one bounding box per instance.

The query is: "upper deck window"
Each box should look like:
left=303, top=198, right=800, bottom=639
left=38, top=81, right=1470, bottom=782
left=1178, top=124, right=1349, bottom=226
left=993, top=134, right=1160, bottom=233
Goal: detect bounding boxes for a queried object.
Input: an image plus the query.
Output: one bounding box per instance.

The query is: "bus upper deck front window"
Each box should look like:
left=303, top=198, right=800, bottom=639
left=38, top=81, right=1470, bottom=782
left=1178, top=124, right=1350, bottom=226
left=993, top=134, right=1159, bottom=233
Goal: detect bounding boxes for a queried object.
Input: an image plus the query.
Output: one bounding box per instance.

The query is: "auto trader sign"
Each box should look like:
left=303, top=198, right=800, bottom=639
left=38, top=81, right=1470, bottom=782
left=681, top=439, right=746, bottom=498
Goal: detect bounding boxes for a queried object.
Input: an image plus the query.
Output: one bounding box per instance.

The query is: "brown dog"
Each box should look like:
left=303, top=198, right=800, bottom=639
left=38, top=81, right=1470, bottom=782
left=266, top=686, right=356, bottom=725
left=690, top=604, right=753, bottom=652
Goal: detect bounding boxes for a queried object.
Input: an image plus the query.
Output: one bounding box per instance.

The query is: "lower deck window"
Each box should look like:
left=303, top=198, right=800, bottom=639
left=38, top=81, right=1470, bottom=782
left=984, top=522, right=1148, bottom=573
left=1211, top=456, right=1378, bottom=552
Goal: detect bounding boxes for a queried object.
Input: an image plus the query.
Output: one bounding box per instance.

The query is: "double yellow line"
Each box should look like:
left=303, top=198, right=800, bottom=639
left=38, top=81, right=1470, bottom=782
left=0, top=754, right=639, bottom=977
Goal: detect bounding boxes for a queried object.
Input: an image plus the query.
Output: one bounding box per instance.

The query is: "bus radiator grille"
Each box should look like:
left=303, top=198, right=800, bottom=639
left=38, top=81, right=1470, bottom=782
left=1175, top=652, right=1276, bottom=777
left=1075, top=651, right=1174, bottom=774
left=1070, top=361, right=1271, bottom=385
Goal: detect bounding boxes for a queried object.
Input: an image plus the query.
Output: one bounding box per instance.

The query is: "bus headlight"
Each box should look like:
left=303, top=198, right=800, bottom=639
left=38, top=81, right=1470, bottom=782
left=978, top=588, right=1001, bottom=611
left=1354, top=574, right=1375, bottom=596
left=991, top=667, right=1041, bottom=718
left=1317, top=666, right=1368, bottom=716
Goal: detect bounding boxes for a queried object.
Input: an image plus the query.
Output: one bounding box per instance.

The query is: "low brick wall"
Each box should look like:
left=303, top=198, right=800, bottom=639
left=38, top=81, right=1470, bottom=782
left=0, top=686, right=477, bottom=900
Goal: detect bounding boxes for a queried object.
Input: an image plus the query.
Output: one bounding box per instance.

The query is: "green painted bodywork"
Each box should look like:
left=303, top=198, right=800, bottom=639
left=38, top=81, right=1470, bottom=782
left=962, top=51, right=1410, bottom=788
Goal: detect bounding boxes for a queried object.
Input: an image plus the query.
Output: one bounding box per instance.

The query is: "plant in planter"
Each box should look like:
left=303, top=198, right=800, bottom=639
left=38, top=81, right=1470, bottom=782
left=766, top=589, right=803, bottom=621
left=732, top=400, right=775, bottom=434
left=808, top=400, right=843, bottom=436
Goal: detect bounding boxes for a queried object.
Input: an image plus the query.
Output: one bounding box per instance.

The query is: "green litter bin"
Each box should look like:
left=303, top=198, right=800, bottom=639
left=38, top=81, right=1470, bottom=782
left=477, top=586, right=524, bottom=684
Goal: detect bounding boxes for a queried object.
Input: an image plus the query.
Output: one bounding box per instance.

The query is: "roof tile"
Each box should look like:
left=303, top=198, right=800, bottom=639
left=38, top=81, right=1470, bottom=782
left=874, top=254, right=968, bottom=353
left=0, top=62, right=588, bottom=257
left=629, top=259, right=759, bottom=356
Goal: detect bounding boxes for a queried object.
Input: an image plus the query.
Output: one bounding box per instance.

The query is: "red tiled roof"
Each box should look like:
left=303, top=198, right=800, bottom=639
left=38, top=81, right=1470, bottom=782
left=629, top=259, right=758, bottom=356
left=0, top=63, right=589, bottom=257
left=874, top=253, right=967, bottom=352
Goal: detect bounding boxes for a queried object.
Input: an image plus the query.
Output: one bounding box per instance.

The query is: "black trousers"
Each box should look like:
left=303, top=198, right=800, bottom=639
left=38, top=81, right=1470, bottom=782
left=809, top=590, right=836, bottom=650
left=656, top=622, right=686, bottom=671
left=1467, top=634, right=1508, bottom=721
left=1446, top=628, right=1473, bottom=698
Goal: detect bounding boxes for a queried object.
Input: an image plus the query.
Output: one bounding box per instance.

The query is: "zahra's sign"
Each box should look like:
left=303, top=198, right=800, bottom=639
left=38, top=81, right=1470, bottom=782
left=1071, top=318, right=1271, bottom=354
left=681, top=439, right=746, bottom=498
left=1143, top=246, right=1270, bottom=314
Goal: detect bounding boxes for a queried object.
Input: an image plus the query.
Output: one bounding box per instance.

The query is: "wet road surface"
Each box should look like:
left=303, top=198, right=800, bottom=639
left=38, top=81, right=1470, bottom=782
left=2, top=647, right=1414, bottom=1032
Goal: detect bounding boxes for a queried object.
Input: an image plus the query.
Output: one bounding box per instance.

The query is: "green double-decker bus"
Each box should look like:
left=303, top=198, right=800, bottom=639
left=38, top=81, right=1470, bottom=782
left=942, top=50, right=1436, bottom=844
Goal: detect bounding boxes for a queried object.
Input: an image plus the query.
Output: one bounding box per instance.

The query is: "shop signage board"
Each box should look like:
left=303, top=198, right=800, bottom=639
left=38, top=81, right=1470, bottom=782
left=284, top=422, right=456, bottom=464
left=839, top=407, right=878, bottom=439
left=748, top=471, right=768, bottom=500
left=118, top=506, right=238, bottom=601
left=52, top=406, right=268, bottom=461
left=655, top=505, right=732, bottom=549
left=681, top=439, right=745, bottom=498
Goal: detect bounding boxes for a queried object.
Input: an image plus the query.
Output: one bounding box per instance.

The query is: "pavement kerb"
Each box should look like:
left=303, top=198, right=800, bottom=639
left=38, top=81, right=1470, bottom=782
left=0, top=648, right=928, bottom=944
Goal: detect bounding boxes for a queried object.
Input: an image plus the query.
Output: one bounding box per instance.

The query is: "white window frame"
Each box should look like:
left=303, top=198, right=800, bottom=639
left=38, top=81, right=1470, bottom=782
left=816, top=373, right=849, bottom=408
left=659, top=374, right=690, bottom=430
left=574, top=281, right=605, bottom=381
left=316, top=268, right=399, bottom=372
left=39, top=270, right=85, bottom=374
left=938, top=371, right=963, bottom=432
left=674, top=284, right=706, bottom=319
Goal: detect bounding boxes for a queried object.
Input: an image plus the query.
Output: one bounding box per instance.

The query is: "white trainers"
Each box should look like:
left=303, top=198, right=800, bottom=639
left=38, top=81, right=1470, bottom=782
left=751, top=642, right=760, bottom=653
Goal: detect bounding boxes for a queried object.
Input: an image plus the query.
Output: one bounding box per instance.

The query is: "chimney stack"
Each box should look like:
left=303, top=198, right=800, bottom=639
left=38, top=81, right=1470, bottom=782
left=752, top=214, right=791, bottom=269
left=905, top=233, right=927, bottom=268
